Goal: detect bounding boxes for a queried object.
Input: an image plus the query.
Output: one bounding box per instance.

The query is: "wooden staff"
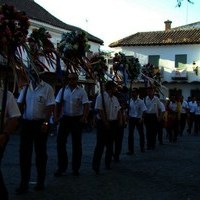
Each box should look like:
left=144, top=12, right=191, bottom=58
left=0, top=60, right=9, bottom=134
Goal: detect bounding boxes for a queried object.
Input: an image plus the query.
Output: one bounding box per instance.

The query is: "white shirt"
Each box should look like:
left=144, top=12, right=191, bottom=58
left=17, top=80, right=55, bottom=120
left=194, top=104, right=200, bottom=115
left=0, top=89, right=21, bottom=123
left=129, top=97, right=147, bottom=118
left=188, top=101, right=197, bottom=113
left=56, top=85, right=89, bottom=116
left=95, top=91, right=121, bottom=120
left=145, top=96, right=164, bottom=115
left=169, top=101, right=178, bottom=112
left=181, top=100, right=188, bottom=114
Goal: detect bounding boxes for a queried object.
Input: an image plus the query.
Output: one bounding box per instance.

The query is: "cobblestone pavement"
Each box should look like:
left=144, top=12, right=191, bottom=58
left=2, top=128, right=200, bottom=200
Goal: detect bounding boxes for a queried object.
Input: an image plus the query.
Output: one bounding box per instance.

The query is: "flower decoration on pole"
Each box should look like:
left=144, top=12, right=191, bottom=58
left=0, top=3, right=30, bottom=86
left=0, top=3, right=30, bottom=133
left=0, top=5, right=58, bottom=133
left=57, top=30, right=92, bottom=77
left=112, top=53, right=141, bottom=87
left=0, top=4, right=30, bottom=56
left=141, top=63, right=162, bottom=92
left=89, top=53, right=109, bottom=119
left=90, top=53, right=108, bottom=82
left=27, top=27, right=60, bottom=77
left=127, top=57, right=141, bottom=81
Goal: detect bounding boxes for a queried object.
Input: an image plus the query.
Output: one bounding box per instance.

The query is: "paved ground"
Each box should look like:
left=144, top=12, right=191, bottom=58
left=2, top=128, right=200, bottom=200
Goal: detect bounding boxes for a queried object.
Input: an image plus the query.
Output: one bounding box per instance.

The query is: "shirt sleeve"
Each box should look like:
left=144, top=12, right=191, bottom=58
left=55, top=88, right=63, bottom=103
left=95, top=95, right=102, bottom=110
left=7, top=92, right=21, bottom=118
left=81, top=89, right=89, bottom=104
left=17, top=86, right=27, bottom=104
left=46, top=86, right=56, bottom=106
left=141, top=100, right=147, bottom=113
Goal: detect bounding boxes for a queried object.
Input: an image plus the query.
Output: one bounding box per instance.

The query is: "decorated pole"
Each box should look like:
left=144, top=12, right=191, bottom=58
left=0, top=4, right=59, bottom=133
left=0, top=63, right=8, bottom=133
left=0, top=4, right=30, bottom=133
left=90, top=54, right=108, bottom=120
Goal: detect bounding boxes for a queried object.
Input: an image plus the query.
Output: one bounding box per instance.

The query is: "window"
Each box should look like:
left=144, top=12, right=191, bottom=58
left=169, top=88, right=182, bottom=98
left=191, top=89, right=200, bottom=99
left=175, top=54, right=187, bottom=68
left=148, top=55, right=160, bottom=67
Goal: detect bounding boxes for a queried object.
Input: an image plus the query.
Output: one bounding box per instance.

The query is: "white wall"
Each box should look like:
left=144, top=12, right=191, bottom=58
left=30, top=20, right=101, bottom=53
left=113, top=44, right=200, bottom=82
left=119, top=44, right=200, bottom=66
left=111, top=44, right=200, bottom=99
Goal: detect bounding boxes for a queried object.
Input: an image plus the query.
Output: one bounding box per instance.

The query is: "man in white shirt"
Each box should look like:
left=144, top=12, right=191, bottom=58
left=188, top=95, right=197, bottom=135
left=0, top=89, right=21, bottom=200
left=16, top=71, right=55, bottom=194
left=144, top=87, right=165, bottom=150
left=127, top=88, right=147, bottom=154
left=194, top=99, right=200, bottom=135
left=92, top=81, right=122, bottom=174
left=54, top=73, right=89, bottom=177
left=179, top=96, right=189, bottom=136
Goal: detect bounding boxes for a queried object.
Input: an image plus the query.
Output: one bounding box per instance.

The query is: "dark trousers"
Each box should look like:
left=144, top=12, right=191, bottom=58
left=194, top=115, right=200, bottom=134
left=157, top=120, right=164, bottom=144
left=180, top=113, right=187, bottom=136
left=128, top=117, right=145, bottom=152
left=56, top=116, right=83, bottom=173
left=92, top=120, right=117, bottom=171
left=113, top=125, right=124, bottom=160
left=0, top=142, right=9, bottom=200
left=144, top=114, right=158, bottom=149
left=188, top=113, right=195, bottom=134
left=19, top=119, right=48, bottom=187
left=166, top=113, right=179, bottom=143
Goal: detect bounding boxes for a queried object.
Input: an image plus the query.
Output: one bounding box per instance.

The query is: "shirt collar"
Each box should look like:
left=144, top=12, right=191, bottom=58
left=30, top=80, right=44, bottom=90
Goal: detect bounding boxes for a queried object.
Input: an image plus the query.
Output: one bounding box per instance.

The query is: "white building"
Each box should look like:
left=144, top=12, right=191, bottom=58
left=109, top=20, right=200, bottom=99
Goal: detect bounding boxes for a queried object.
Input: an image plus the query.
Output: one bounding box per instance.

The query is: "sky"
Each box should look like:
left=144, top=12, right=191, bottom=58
left=34, top=0, right=200, bottom=50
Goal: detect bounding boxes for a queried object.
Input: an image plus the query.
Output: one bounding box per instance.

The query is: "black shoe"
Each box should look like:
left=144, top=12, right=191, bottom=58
left=159, top=142, right=164, bottom=145
left=54, top=170, right=67, bottom=177
left=15, top=186, right=29, bottom=195
left=34, top=183, right=45, bottom=191
left=105, top=166, right=112, bottom=170
left=126, top=151, right=134, bottom=155
left=92, top=167, right=99, bottom=175
left=114, top=156, right=120, bottom=162
left=94, top=169, right=100, bottom=175
left=72, top=171, right=80, bottom=176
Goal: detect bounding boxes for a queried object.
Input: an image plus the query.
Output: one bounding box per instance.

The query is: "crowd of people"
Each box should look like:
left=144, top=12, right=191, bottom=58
left=1, top=72, right=200, bottom=199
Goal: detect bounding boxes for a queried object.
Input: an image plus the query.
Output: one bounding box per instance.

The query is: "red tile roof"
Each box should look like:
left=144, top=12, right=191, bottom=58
left=109, top=27, right=200, bottom=48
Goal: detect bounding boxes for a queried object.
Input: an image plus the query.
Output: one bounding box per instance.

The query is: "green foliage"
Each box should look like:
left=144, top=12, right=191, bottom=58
left=28, top=27, right=54, bottom=53
left=58, top=30, right=90, bottom=59
left=90, top=53, right=108, bottom=81
left=112, top=53, right=141, bottom=80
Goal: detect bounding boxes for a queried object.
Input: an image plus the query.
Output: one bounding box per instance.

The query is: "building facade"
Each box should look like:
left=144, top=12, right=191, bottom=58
left=109, top=20, right=200, bottom=100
